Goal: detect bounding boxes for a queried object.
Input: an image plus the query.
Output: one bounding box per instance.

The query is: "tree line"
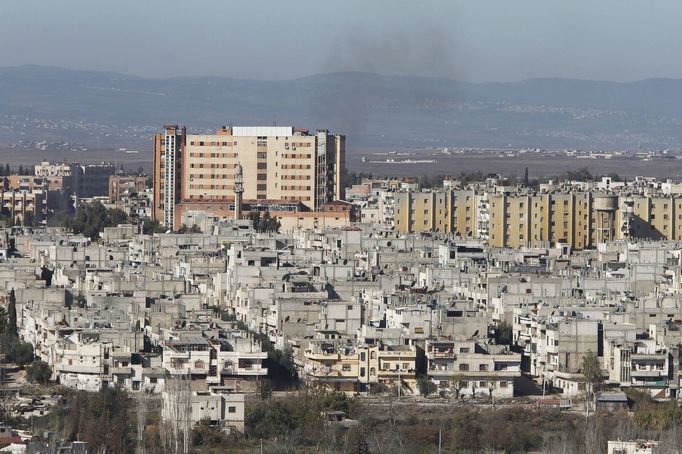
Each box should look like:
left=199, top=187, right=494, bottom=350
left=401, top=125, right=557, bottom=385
left=0, top=164, right=31, bottom=176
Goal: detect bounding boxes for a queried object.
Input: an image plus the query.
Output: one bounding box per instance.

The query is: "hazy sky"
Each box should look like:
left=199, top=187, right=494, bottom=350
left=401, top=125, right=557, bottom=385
left=2, top=0, right=682, bottom=82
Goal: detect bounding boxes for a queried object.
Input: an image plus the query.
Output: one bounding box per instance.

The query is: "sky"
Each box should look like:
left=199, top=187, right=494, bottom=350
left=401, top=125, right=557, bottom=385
left=2, top=0, right=682, bottom=82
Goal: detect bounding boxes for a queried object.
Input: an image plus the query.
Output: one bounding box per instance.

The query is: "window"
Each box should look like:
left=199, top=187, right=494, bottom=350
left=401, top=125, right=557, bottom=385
left=479, top=364, right=488, bottom=371
left=228, top=406, right=236, bottom=413
left=459, top=363, right=469, bottom=371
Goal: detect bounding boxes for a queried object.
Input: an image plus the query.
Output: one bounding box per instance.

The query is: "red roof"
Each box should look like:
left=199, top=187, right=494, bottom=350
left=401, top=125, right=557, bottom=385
left=0, top=436, right=23, bottom=448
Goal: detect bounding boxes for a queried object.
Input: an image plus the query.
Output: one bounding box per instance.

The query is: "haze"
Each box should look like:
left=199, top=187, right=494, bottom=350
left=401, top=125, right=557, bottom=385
left=2, top=0, right=682, bottom=82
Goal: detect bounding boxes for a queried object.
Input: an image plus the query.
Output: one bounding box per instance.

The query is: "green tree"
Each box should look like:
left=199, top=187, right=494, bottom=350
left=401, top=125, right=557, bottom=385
left=268, top=345, right=297, bottom=384
left=0, top=307, right=8, bottom=335
left=582, top=350, right=603, bottom=403
left=192, top=418, right=233, bottom=450
left=178, top=224, right=202, bottom=234
left=258, top=378, right=273, bottom=400
left=142, top=219, right=164, bottom=235
left=65, top=201, right=130, bottom=240
left=26, top=360, right=51, bottom=385
left=494, top=321, right=513, bottom=345
left=250, top=211, right=280, bottom=233
left=5, top=339, right=33, bottom=366
left=259, top=212, right=280, bottom=233
left=7, top=289, right=16, bottom=337
left=108, top=208, right=128, bottom=226
left=417, top=377, right=438, bottom=397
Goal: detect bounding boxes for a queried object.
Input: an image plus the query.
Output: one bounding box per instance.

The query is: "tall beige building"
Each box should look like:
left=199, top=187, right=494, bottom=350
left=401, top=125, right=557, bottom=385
left=153, top=125, right=345, bottom=228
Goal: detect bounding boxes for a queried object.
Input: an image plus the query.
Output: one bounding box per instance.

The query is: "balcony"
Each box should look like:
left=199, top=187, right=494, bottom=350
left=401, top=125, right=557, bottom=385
left=221, top=364, right=268, bottom=376
left=57, top=364, right=101, bottom=374
left=378, top=368, right=417, bottom=378
left=428, top=350, right=455, bottom=359
left=631, top=369, right=666, bottom=378
left=631, top=354, right=666, bottom=362
left=111, top=366, right=132, bottom=375
left=632, top=378, right=668, bottom=387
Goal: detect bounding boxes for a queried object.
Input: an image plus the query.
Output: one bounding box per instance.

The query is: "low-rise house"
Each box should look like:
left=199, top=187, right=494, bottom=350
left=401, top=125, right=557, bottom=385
left=425, top=339, right=521, bottom=398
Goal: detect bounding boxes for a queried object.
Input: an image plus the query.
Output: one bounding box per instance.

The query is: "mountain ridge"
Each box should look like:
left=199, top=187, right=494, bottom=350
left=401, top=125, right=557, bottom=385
left=1, top=65, right=682, bottom=150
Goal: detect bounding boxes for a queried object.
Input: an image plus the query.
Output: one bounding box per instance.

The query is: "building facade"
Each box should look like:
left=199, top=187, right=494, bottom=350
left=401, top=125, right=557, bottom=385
left=109, top=175, right=147, bottom=203
left=395, top=189, right=682, bottom=250
left=153, top=125, right=345, bottom=229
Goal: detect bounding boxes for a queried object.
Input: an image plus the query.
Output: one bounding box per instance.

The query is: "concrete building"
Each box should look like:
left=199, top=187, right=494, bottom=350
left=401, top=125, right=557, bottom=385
left=394, top=187, right=682, bottom=251
left=394, top=189, right=479, bottom=236
left=5, top=175, right=67, bottom=192
left=34, top=161, right=72, bottom=177
left=108, top=175, right=147, bottom=203
left=425, top=339, right=521, bottom=398
left=0, top=189, right=46, bottom=225
left=153, top=125, right=345, bottom=229
left=71, top=163, right=116, bottom=198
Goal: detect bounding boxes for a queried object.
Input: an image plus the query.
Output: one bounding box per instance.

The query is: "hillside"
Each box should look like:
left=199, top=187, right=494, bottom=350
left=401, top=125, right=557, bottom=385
left=1, top=65, right=682, bottom=150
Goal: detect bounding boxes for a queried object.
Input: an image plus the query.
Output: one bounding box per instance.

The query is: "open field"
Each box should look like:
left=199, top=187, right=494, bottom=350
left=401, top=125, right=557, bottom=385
left=0, top=148, right=153, bottom=172
left=3, top=146, right=682, bottom=180
left=349, top=148, right=682, bottom=179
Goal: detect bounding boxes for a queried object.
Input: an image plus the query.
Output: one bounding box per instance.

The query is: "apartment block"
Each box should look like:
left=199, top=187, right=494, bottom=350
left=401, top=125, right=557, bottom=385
left=153, top=125, right=345, bottom=229
left=394, top=189, right=478, bottom=235
left=72, top=163, right=116, bottom=198
left=108, top=175, right=147, bottom=203
left=425, top=339, right=521, bottom=398
left=396, top=188, right=682, bottom=251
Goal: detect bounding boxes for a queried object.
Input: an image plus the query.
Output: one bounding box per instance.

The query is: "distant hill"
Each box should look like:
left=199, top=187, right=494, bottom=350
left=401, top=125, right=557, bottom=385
left=1, top=65, right=682, bottom=150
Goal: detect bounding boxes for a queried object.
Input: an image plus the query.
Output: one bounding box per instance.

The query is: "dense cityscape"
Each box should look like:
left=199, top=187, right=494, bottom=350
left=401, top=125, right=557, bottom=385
left=0, top=123, right=673, bottom=452
left=5, top=1, right=682, bottom=453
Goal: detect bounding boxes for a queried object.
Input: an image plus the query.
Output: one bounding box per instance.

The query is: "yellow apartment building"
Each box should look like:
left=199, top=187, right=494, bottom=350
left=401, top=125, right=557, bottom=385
left=395, top=189, right=682, bottom=250
left=394, top=190, right=478, bottom=236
